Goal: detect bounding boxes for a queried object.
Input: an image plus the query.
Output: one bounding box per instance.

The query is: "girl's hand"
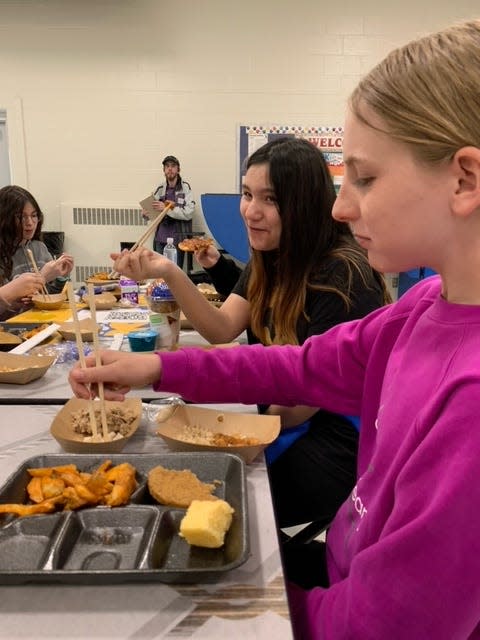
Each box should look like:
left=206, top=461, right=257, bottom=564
left=4, top=272, right=45, bottom=303
left=41, top=254, right=74, bottom=281
left=110, top=247, right=178, bottom=281
left=194, top=245, right=221, bottom=269
left=68, top=351, right=162, bottom=401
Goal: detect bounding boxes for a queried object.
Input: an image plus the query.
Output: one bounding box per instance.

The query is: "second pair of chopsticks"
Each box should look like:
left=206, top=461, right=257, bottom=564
left=26, top=248, right=51, bottom=301
left=109, top=202, right=174, bottom=278
left=67, top=281, right=109, bottom=440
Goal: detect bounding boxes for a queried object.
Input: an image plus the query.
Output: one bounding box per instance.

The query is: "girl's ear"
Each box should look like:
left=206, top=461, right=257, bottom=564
left=451, top=147, right=480, bottom=218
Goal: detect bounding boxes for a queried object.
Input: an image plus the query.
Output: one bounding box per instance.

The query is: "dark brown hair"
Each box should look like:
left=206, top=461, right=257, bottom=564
left=245, top=137, right=389, bottom=345
left=0, top=185, right=44, bottom=283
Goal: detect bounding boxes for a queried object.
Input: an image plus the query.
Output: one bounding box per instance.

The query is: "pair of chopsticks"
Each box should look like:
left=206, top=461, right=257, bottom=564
left=131, top=201, right=174, bottom=252
left=109, top=201, right=174, bottom=278
left=26, top=248, right=51, bottom=301
left=67, top=281, right=109, bottom=440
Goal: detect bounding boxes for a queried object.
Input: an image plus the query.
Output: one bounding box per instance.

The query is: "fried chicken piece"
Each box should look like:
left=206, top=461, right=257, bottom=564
left=147, top=465, right=219, bottom=508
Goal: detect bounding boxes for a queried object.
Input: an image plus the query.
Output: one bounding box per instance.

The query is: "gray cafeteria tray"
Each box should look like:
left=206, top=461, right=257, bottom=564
left=0, top=452, right=248, bottom=584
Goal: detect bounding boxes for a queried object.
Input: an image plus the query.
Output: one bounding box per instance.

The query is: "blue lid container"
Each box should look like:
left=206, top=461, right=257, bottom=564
left=127, top=329, right=158, bottom=352
left=146, top=280, right=175, bottom=301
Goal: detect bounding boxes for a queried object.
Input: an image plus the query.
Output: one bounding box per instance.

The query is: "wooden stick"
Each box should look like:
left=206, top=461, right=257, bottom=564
left=67, top=282, right=98, bottom=438
left=109, top=202, right=174, bottom=278
left=131, top=201, right=174, bottom=252
left=87, top=283, right=109, bottom=440
left=26, top=248, right=51, bottom=300
left=60, top=279, right=70, bottom=299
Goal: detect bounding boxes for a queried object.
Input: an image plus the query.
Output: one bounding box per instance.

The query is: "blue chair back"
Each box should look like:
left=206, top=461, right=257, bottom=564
left=200, top=194, right=250, bottom=264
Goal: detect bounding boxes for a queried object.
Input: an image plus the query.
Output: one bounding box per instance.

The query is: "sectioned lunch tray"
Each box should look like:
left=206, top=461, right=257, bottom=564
left=0, top=452, right=248, bottom=585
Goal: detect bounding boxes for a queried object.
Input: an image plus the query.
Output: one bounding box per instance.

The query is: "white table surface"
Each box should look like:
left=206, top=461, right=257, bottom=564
left=0, top=403, right=292, bottom=639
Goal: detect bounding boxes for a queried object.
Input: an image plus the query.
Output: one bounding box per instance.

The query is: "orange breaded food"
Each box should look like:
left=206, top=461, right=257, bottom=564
left=147, top=465, right=219, bottom=508
left=177, top=237, right=214, bottom=252
left=0, top=461, right=137, bottom=518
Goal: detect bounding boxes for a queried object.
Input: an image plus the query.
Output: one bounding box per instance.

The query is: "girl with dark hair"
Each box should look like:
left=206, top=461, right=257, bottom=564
left=0, top=185, right=74, bottom=306
left=100, top=137, right=389, bottom=529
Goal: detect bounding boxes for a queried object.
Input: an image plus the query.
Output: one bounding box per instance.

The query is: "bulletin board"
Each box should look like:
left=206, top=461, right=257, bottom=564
left=238, top=124, right=344, bottom=192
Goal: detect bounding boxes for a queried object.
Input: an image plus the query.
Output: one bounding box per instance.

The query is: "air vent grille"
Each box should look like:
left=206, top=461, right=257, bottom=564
left=72, top=207, right=145, bottom=226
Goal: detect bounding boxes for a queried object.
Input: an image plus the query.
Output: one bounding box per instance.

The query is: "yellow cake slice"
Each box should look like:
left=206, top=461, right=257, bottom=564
left=179, top=499, right=234, bottom=548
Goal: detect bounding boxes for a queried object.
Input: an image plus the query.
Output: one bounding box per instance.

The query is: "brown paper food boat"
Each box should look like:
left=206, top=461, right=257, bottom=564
left=0, top=352, right=56, bottom=384
left=50, top=396, right=142, bottom=454
left=153, top=404, right=280, bottom=464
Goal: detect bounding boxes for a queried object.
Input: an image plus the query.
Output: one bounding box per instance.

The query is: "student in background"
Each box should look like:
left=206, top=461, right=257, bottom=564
left=70, top=19, right=480, bottom=638
left=0, top=185, right=73, bottom=296
left=87, top=137, right=389, bottom=531
left=145, top=155, right=195, bottom=268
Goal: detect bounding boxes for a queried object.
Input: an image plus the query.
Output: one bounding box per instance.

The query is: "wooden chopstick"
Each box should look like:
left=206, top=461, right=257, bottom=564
left=60, top=278, right=70, bottom=299
left=67, top=282, right=98, bottom=439
left=86, top=283, right=109, bottom=440
left=26, top=248, right=51, bottom=301
left=131, top=201, right=174, bottom=251
left=109, top=201, right=174, bottom=278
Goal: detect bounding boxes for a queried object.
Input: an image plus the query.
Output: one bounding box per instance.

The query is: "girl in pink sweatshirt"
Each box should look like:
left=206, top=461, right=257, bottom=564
left=70, top=19, right=480, bottom=639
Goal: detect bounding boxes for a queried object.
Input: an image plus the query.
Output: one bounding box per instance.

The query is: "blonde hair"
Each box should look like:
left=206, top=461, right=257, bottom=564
left=350, top=20, right=480, bottom=164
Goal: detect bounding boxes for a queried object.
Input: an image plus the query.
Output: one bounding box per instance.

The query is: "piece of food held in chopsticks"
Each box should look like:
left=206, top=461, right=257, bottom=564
left=177, top=236, right=214, bottom=252
left=0, top=460, right=138, bottom=517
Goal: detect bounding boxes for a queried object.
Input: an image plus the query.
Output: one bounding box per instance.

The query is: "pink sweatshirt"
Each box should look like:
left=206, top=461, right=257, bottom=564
left=156, top=276, right=480, bottom=639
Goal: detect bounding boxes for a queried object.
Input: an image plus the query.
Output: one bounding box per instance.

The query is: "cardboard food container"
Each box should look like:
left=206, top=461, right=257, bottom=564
left=154, top=405, right=281, bottom=464
left=0, top=352, right=56, bottom=384
left=57, top=318, right=98, bottom=342
left=81, top=292, right=117, bottom=310
left=50, top=396, right=142, bottom=454
left=31, top=293, right=67, bottom=311
left=0, top=331, right=23, bottom=352
left=197, top=282, right=224, bottom=303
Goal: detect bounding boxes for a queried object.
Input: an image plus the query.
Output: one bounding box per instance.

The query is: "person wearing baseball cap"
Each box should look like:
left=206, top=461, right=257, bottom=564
left=146, top=155, right=195, bottom=268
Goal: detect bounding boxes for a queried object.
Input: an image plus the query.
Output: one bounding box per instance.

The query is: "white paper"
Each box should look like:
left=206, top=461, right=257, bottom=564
left=139, top=194, right=157, bottom=217
left=9, top=323, right=62, bottom=354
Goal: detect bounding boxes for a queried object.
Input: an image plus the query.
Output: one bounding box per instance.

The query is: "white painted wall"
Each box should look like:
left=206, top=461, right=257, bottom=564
left=0, top=0, right=478, bottom=234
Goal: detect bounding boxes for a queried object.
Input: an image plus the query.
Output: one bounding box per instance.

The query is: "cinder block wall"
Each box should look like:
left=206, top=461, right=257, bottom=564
left=0, top=0, right=477, bottom=233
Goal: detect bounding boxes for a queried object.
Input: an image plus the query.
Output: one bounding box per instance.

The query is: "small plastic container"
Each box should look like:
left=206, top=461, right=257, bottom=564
left=149, top=313, right=175, bottom=349
left=127, top=329, right=158, bottom=352
left=145, top=280, right=178, bottom=314
left=145, top=280, right=180, bottom=348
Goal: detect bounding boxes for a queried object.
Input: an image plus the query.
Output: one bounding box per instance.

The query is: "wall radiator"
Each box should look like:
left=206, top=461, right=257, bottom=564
left=60, top=203, right=148, bottom=285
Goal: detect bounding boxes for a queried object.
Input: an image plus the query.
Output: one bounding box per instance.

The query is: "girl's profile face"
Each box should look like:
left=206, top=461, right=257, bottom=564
left=18, top=201, right=39, bottom=244
left=240, top=163, right=282, bottom=251
left=332, top=107, right=453, bottom=274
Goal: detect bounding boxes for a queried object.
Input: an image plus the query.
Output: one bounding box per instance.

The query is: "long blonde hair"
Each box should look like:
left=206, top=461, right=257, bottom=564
left=350, top=20, right=480, bottom=164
